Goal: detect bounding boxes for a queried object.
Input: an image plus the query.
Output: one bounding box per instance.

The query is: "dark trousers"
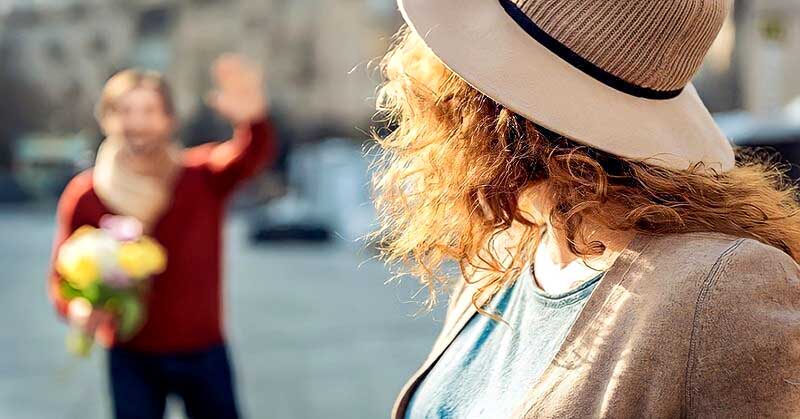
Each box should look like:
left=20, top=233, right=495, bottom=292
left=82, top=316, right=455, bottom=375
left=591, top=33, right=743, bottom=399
left=108, top=343, right=240, bottom=419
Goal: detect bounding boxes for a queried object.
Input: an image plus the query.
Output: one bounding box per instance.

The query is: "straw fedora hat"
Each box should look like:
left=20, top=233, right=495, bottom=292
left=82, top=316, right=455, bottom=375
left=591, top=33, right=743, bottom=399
left=398, top=0, right=736, bottom=173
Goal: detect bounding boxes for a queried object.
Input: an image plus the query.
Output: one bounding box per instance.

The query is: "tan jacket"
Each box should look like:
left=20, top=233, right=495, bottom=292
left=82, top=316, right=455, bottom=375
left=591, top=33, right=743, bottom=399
left=393, top=231, right=800, bottom=418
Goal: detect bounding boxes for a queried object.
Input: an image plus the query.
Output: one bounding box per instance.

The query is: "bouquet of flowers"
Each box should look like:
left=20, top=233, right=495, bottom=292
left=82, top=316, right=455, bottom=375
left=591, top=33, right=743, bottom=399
left=56, top=215, right=167, bottom=356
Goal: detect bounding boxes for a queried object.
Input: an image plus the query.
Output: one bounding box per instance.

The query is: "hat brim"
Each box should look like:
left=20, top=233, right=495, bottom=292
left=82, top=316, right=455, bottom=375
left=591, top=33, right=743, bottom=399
left=398, top=0, right=735, bottom=172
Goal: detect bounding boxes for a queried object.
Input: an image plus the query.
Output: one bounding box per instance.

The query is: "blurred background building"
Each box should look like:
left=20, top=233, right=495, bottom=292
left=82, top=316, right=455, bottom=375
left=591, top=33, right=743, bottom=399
left=739, top=0, right=800, bottom=117
left=0, top=0, right=398, bottom=200
left=0, top=0, right=396, bottom=134
left=1, top=0, right=800, bottom=199
left=1, top=1, right=800, bottom=418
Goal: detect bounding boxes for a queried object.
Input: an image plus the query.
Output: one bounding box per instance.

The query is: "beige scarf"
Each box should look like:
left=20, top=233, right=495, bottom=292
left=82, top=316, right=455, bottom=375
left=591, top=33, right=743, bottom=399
left=93, top=137, right=183, bottom=232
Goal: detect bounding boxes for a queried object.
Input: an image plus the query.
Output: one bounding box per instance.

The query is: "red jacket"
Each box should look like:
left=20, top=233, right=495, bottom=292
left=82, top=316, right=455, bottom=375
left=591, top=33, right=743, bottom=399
left=49, top=118, right=277, bottom=353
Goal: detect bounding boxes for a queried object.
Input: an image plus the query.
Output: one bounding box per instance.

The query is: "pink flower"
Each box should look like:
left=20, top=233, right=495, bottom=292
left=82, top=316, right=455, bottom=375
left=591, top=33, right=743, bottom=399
left=104, top=270, right=133, bottom=289
left=100, top=215, right=143, bottom=242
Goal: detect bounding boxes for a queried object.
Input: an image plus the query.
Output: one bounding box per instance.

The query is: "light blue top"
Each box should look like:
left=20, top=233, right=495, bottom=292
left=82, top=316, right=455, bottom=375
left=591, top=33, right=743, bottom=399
left=406, top=265, right=603, bottom=419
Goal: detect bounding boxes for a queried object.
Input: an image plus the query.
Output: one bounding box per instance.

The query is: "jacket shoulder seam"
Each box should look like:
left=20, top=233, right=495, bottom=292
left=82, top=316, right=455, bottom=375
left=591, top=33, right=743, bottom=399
left=683, top=237, right=747, bottom=416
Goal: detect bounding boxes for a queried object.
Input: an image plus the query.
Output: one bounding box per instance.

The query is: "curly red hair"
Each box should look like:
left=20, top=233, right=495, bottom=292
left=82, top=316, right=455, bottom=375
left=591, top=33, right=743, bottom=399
left=370, top=27, right=800, bottom=309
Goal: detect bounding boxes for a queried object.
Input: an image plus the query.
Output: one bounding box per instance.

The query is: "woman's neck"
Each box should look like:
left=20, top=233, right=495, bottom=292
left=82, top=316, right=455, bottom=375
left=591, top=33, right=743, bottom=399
left=533, top=222, right=635, bottom=295
left=522, top=185, right=636, bottom=293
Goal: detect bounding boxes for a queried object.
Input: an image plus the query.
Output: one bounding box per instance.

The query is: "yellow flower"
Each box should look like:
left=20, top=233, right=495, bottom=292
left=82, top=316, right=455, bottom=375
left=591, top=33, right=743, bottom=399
left=117, top=238, right=166, bottom=280
left=57, top=246, right=100, bottom=289
left=117, top=243, right=149, bottom=279
left=139, top=237, right=167, bottom=275
left=71, top=225, right=97, bottom=240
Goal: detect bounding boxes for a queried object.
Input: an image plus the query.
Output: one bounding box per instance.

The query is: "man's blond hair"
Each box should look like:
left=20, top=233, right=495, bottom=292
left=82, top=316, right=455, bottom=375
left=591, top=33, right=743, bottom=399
left=95, top=69, right=175, bottom=122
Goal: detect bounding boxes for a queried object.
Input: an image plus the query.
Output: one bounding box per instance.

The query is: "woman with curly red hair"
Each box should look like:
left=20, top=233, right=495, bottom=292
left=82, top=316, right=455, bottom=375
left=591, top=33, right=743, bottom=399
left=372, top=0, right=800, bottom=417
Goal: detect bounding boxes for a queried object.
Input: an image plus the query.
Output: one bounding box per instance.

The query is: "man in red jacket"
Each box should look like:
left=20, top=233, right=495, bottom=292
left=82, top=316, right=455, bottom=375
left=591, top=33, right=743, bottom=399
left=48, top=54, right=277, bottom=419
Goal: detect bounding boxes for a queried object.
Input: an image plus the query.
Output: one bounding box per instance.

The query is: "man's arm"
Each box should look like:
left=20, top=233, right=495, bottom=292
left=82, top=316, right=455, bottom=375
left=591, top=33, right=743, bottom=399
left=205, top=116, right=278, bottom=194
left=203, top=53, right=277, bottom=194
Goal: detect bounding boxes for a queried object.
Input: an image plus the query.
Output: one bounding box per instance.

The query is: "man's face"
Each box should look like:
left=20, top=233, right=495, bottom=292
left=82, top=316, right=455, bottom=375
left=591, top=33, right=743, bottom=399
left=103, top=87, right=174, bottom=155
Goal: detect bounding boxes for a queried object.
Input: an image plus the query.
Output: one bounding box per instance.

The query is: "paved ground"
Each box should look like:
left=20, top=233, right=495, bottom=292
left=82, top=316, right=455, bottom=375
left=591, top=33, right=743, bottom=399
left=0, top=206, right=444, bottom=419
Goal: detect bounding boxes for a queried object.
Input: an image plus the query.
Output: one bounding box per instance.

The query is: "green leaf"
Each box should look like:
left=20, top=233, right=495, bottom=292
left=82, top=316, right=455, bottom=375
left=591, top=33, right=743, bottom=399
left=116, top=296, right=144, bottom=340
left=59, top=282, right=82, bottom=300
left=82, top=282, right=102, bottom=305
left=66, top=329, right=94, bottom=357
